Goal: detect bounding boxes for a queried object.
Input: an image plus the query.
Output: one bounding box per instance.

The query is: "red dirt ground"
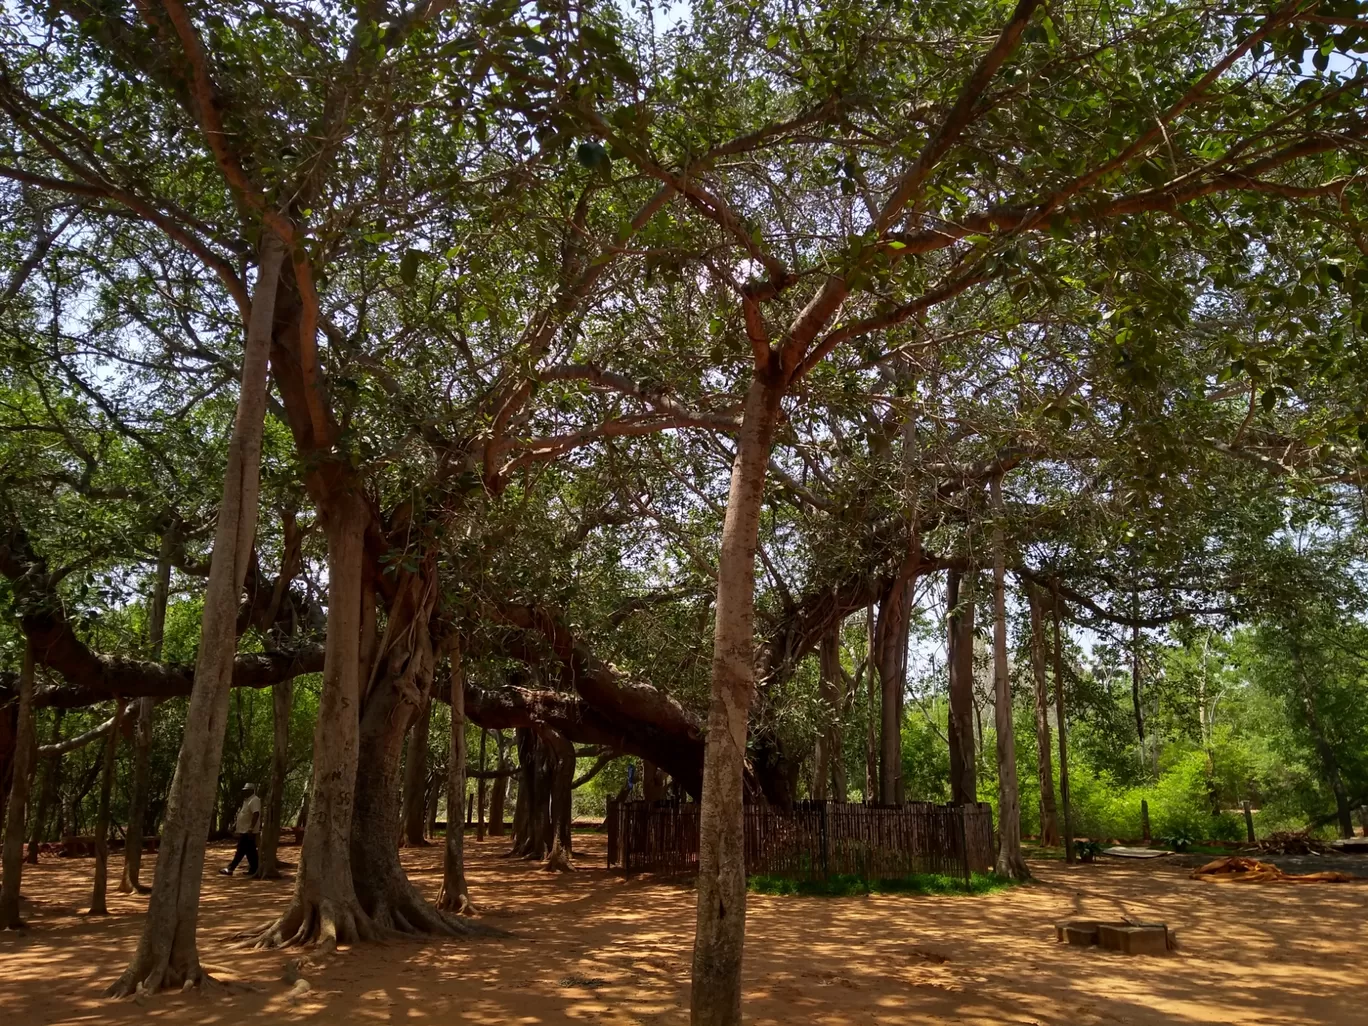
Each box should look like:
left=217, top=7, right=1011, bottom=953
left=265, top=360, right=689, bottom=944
left=1, top=835, right=1364, bottom=1025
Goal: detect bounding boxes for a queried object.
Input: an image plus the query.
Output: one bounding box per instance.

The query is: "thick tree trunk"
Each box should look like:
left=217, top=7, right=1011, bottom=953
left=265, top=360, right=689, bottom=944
left=401, top=697, right=432, bottom=847
left=488, top=732, right=507, bottom=837
left=542, top=728, right=575, bottom=872
left=813, top=628, right=842, bottom=801
left=691, top=371, right=781, bottom=1026
left=947, top=568, right=978, bottom=806
left=255, top=677, right=292, bottom=879
left=346, top=568, right=467, bottom=937
left=1026, top=585, right=1060, bottom=847
left=1, top=642, right=37, bottom=929
left=122, top=524, right=174, bottom=891
left=27, top=709, right=63, bottom=864
left=875, top=578, right=913, bottom=805
left=990, top=476, right=1029, bottom=880
left=247, top=492, right=376, bottom=952
left=1050, top=584, right=1075, bottom=863
left=642, top=759, right=667, bottom=802
left=475, top=728, right=487, bottom=842
left=88, top=697, right=126, bottom=915
left=437, top=648, right=472, bottom=914
left=108, top=236, right=283, bottom=995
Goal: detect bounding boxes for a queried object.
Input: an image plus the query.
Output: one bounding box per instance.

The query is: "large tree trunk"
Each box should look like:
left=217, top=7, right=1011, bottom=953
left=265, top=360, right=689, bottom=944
left=1026, top=584, right=1060, bottom=847
left=108, top=236, right=283, bottom=995
left=875, top=578, right=913, bottom=805
left=813, top=628, right=842, bottom=801
left=121, top=524, right=174, bottom=891
left=542, top=728, right=576, bottom=872
left=1, top=642, right=37, bottom=929
left=947, top=568, right=978, bottom=806
left=27, top=708, right=63, bottom=864
left=642, top=759, right=667, bottom=802
left=691, top=371, right=781, bottom=1026
left=401, top=697, right=432, bottom=847
left=488, top=732, right=508, bottom=837
left=509, top=728, right=552, bottom=859
left=1050, top=584, right=1075, bottom=863
left=247, top=492, right=376, bottom=952
left=990, top=476, right=1029, bottom=880
left=255, top=677, right=292, bottom=879
left=437, top=647, right=472, bottom=914
left=88, top=698, right=126, bottom=915
left=346, top=566, right=467, bottom=937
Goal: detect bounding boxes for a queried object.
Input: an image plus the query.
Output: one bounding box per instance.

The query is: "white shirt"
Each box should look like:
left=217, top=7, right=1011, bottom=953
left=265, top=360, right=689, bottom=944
left=235, top=794, right=262, bottom=834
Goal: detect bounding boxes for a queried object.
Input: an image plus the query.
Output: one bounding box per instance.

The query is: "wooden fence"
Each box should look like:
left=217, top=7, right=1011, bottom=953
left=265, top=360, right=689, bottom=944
left=606, top=800, right=995, bottom=880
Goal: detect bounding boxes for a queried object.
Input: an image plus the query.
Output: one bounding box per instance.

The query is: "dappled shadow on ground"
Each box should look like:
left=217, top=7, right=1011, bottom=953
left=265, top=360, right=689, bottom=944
left=2, top=835, right=1363, bottom=1024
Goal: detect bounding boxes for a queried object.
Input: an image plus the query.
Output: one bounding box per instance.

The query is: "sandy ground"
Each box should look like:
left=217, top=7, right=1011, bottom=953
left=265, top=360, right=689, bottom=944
left=2, top=835, right=1365, bottom=1025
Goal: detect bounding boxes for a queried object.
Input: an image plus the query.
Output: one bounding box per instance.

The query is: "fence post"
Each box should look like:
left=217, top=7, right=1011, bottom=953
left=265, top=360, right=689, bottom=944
left=820, top=801, right=830, bottom=878
left=958, top=805, right=971, bottom=888
left=1243, top=800, right=1255, bottom=843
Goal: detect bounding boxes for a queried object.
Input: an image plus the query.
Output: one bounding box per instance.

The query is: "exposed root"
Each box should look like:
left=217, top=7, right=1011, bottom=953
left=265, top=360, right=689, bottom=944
left=239, top=894, right=378, bottom=953
left=542, top=847, right=574, bottom=873
left=106, top=956, right=213, bottom=999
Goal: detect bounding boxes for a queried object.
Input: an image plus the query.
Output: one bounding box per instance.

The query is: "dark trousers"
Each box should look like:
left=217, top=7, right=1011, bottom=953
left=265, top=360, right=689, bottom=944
left=228, top=831, right=259, bottom=874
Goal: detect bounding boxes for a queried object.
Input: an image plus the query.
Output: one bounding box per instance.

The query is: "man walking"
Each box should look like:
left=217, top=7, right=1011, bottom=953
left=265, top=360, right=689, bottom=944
left=221, top=783, right=261, bottom=876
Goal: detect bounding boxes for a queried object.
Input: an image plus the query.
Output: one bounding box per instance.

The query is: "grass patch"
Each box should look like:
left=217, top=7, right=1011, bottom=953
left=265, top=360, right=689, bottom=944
left=748, top=871, right=1018, bottom=897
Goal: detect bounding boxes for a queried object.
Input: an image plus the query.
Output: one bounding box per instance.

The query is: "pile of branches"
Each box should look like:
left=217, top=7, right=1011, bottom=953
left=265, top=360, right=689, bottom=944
left=1248, top=831, right=1331, bottom=856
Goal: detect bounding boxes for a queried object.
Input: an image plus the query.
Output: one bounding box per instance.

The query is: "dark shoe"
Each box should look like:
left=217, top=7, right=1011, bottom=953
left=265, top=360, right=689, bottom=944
left=219, top=868, right=232, bottom=876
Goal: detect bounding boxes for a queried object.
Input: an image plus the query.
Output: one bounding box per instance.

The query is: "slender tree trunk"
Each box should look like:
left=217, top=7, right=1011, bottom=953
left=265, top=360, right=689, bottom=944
left=488, top=732, right=507, bottom=837
left=1130, top=606, right=1147, bottom=776
left=814, top=628, right=842, bottom=801
left=255, top=677, right=292, bottom=878
left=121, top=525, right=174, bottom=891
left=437, top=647, right=471, bottom=912
left=1026, top=584, right=1060, bottom=847
left=27, top=709, right=63, bottom=864
left=401, top=697, right=432, bottom=847
left=247, top=492, right=376, bottom=952
left=947, top=568, right=978, bottom=806
left=475, top=729, right=488, bottom=841
left=691, top=371, right=781, bottom=1026
left=1, top=642, right=37, bottom=929
left=542, top=728, right=575, bottom=872
left=990, top=476, right=1029, bottom=880
left=864, top=605, right=879, bottom=801
left=108, top=236, right=284, bottom=995
left=1050, top=584, right=1075, bottom=864
left=88, top=698, right=126, bottom=915
left=876, top=578, right=913, bottom=805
